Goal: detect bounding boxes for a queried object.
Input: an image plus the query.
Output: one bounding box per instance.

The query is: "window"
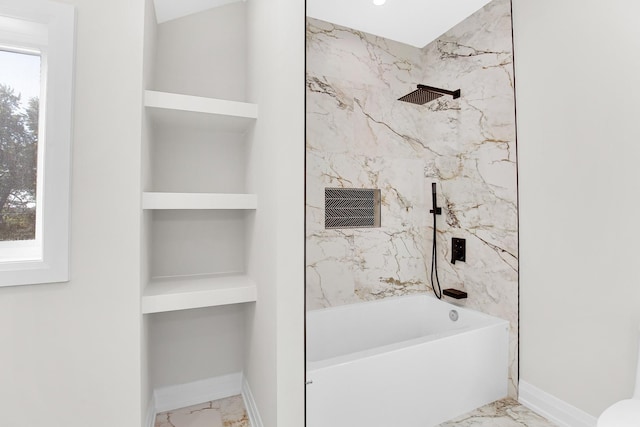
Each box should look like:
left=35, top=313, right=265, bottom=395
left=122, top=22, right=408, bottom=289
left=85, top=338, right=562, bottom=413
left=0, top=0, right=75, bottom=287
left=0, top=49, right=41, bottom=256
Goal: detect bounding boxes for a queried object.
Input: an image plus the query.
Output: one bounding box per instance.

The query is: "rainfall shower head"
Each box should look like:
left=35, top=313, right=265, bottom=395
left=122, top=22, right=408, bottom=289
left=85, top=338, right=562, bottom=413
left=398, top=84, right=461, bottom=105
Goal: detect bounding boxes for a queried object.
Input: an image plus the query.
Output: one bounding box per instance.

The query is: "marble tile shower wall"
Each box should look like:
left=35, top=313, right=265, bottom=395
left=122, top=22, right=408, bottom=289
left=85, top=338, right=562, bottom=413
left=306, top=0, right=518, bottom=395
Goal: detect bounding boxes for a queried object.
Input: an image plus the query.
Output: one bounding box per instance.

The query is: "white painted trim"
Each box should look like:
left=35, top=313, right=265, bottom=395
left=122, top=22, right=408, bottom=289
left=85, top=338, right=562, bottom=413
left=145, top=394, right=156, bottom=427
left=242, top=376, right=264, bottom=427
left=142, top=192, right=257, bottom=210
left=0, top=0, right=74, bottom=287
left=142, top=273, right=257, bottom=314
left=519, top=380, right=598, bottom=427
left=154, top=372, right=242, bottom=413
left=145, top=90, right=257, bottom=119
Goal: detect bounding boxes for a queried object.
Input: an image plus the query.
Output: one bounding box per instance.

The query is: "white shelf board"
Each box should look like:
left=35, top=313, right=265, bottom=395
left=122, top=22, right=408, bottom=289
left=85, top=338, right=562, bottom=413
left=142, top=273, right=257, bottom=314
left=142, top=192, right=257, bottom=210
left=145, top=90, right=258, bottom=118
left=145, top=90, right=257, bottom=132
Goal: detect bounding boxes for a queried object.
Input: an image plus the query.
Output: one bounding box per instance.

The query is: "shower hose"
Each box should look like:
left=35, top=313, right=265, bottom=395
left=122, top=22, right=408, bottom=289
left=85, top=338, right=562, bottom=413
left=431, top=182, right=443, bottom=299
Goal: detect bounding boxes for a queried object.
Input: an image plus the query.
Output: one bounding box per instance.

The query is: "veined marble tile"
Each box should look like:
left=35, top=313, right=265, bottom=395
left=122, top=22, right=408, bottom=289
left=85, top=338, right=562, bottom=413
left=154, top=395, right=249, bottom=427
left=306, top=75, right=355, bottom=155
left=306, top=0, right=518, bottom=396
left=306, top=18, right=423, bottom=91
left=439, top=398, right=558, bottom=427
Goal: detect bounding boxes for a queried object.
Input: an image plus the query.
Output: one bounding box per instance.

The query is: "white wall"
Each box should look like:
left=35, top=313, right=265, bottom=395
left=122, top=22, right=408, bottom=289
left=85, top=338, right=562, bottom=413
left=0, top=0, right=145, bottom=425
left=513, top=0, right=640, bottom=417
left=245, top=0, right=305, bottom=426
left=153, top=3, right=246, bottom=101
left=149, top=306, right=245, bottom=388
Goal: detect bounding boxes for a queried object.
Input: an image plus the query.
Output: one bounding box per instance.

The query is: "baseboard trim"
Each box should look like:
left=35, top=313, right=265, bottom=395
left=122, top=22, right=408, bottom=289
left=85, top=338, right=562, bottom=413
left=519, top=380, right=597, bottom=427
left=154, top=372, right=242, bottom=413
left=242, top=376, right=264, bottom=427
left=145, top=394, right=156, bottom=427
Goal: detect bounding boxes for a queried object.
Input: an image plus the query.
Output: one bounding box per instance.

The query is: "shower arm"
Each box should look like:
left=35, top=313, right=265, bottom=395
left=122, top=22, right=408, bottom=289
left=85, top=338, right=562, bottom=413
left=418, top=84, right=461, bottom=99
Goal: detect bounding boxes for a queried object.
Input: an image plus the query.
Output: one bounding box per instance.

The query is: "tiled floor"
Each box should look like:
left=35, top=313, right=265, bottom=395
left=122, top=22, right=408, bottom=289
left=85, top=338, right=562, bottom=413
left=439, top=398, right=558, bottom=427
left=156, top=396, right=556, bottom=427
left=154, top=395, right=249, bottom=427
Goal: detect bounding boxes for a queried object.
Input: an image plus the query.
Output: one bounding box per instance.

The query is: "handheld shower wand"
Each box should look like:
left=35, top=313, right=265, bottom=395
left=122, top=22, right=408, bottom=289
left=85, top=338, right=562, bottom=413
left=430, top=183, right=443, bottom=299
left=430, top=183, right=441, bottom=216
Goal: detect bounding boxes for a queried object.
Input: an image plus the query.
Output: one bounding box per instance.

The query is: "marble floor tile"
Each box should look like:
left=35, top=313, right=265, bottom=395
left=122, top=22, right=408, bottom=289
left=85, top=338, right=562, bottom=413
left=439, top=398, right=558, bottom=427
left=156, top=396, right=551, bottom=427
left=155, top=395, right=249, bottom=427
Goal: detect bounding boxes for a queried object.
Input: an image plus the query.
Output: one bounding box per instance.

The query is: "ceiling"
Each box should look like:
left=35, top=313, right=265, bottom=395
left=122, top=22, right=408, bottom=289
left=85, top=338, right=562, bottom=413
left=153, top=0, right=244, bottom=24
left=153, top=0, right=491, bottom=48
left=307, top=0, right=492, bottom=48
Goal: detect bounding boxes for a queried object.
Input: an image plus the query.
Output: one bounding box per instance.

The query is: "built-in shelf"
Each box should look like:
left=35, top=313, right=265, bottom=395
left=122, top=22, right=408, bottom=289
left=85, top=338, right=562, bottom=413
left=144, top=90, right=258, bottom=132
left=142, top=273, right=257, bottom=314
left=142, top=192, right=257, bottom=210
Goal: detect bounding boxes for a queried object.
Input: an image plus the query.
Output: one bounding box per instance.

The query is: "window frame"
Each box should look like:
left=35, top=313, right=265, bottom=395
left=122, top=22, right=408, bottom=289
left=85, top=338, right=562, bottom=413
left=0, top=0, right=75, bottom=287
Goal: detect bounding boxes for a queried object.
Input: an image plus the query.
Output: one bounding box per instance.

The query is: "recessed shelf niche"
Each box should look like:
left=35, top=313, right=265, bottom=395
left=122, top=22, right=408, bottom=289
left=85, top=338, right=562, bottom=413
left=141, top=1, right=255, bottom=422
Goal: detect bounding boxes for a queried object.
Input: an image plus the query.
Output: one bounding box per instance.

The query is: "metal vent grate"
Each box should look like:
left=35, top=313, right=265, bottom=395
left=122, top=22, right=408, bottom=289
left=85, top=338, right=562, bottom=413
left=325, top=188, right=381, bottom=229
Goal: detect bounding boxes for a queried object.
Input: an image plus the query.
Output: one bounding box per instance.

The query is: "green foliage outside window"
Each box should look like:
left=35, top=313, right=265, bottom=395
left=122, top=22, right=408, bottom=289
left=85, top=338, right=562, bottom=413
left=0, top=84, right=38, bottom=241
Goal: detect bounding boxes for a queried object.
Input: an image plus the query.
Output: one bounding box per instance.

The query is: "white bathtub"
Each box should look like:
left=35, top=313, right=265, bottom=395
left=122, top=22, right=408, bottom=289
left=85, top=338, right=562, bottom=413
left=306, top=294, right=509, bottom=427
